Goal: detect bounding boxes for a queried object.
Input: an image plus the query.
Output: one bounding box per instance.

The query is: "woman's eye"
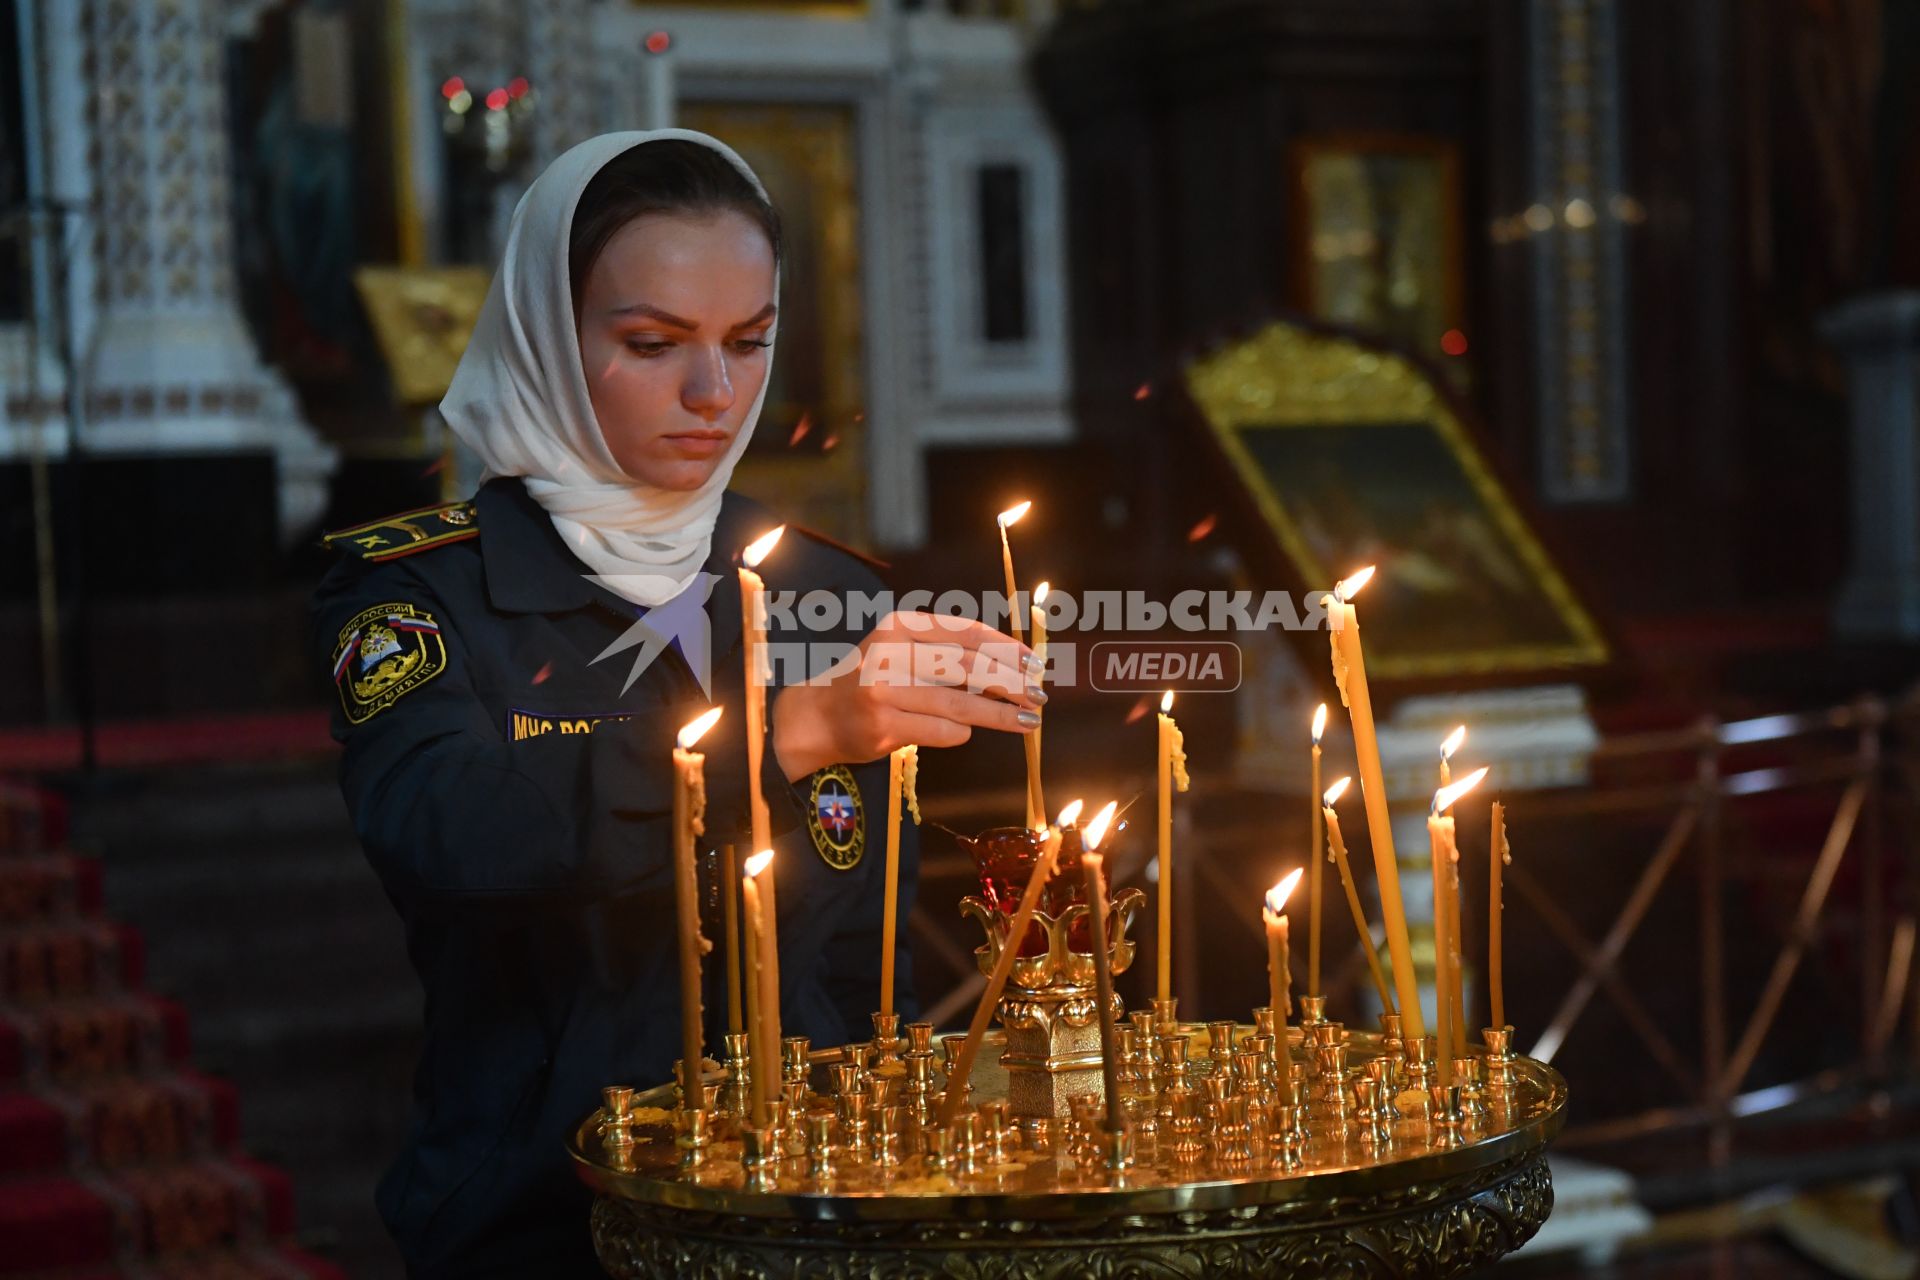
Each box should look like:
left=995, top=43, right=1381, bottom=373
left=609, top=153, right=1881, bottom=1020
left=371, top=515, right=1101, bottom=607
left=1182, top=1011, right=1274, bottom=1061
left=731, top=338, right=772, bottom=355
left=625, top=339, right=672, bottom=357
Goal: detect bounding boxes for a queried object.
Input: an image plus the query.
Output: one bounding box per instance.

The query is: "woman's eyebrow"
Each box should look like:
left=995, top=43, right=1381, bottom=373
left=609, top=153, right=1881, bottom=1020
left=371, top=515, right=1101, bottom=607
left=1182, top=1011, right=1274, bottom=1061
left=730, top=303, right=776, bottom=331
left=608, top=301, right=696, bottom=328
left=606, top=302, right=777, bottom=332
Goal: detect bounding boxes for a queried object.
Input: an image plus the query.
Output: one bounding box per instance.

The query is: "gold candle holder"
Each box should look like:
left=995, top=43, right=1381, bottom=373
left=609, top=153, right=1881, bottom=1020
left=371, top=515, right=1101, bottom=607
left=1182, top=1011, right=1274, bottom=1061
left=805, top=1113, right=835, bottom=1178
left=1104, top=1123, right=1137, bottom=1171
left=782, top=1036, right=812, bottom=1085
left=741, top=1125, right=777, bottom=1188
left=906, top=1020, right=935, bottom=1056
left=958, top=887, right=1144, bottom=1122
left=874, top=1105, right=906, bottom=1166
left=1298, top=994, right=1328, bottom=1027
left=1379, top=1013, right=1405, bottom=1059
left=601, top=1085, right=636, bottom=1151
left=720, top=1036, right=753, bottom=1120
left=871, top=1012, right=903, bottom=1066
left=1405, top=1036, right=1438, bottom=1092
left=1207, top=1020, right=1238, bottom=1071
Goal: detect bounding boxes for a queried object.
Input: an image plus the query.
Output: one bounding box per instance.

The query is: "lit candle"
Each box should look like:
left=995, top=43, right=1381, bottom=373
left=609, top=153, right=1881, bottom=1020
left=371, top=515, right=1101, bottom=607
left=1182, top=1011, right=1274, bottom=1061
left=1439, top=727, right=1467, bottom=1056
left=942, top=798, right=1083, bottom=1127
left=1489, top=800, right=1509, bottom=1031
left=1309, top=703, right=1327, bottom=997
left=1025, top=582, right=1050, bottom=829
left=997, top=502, right=1034, bottom=826
left=672, top=707, right=723, bottom=1112
left=1264, top=867, right=1305, bottom=1055
left=721, top=843, right=742, bottom=1035
left=879, top=744, right=920, bottom=1018
left=739, top=527, right=784, bottom=1035
left=1325, top=567, right=1423, bottom=1040
left=1427, top=767, right=1489, bottom=1088
left=1079, top=801, right=1124, bottom=1133
left=741, top=847, right=780, bottom=1129
left=1155, top=690, right=1189, bottom=1003
left=1324, top=777, right=1396, bottom=1014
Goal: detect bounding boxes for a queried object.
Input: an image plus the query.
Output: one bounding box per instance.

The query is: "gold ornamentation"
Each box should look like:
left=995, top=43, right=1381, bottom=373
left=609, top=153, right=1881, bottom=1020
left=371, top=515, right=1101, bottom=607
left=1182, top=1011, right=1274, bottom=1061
left=587, top=1148, right=1554, bottom=1278
left=958, top=888, right=1144, bottom=990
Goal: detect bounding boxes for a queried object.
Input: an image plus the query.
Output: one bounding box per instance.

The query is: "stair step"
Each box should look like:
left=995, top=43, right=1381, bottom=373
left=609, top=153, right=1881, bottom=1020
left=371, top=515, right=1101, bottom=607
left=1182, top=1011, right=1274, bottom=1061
left=0, top=853, right=105, bottom=924
left=0, top=1071, right=240, bottom=1177
left=0, top=993, right=190, bottom=1086
left=0, top=1154, right=298, bottom=1273
left=1, top=920, right=143, bottom=1004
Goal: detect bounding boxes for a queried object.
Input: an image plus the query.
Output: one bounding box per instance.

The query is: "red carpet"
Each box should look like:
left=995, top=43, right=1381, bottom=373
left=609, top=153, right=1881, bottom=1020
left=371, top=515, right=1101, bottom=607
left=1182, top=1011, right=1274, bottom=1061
left=0, top=780, right=346, bottom=1279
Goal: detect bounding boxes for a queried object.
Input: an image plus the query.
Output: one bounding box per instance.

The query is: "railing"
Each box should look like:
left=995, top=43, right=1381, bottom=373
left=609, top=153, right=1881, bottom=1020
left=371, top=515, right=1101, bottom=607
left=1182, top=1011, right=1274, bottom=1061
left=910, top=687, right=1920, bottom=1167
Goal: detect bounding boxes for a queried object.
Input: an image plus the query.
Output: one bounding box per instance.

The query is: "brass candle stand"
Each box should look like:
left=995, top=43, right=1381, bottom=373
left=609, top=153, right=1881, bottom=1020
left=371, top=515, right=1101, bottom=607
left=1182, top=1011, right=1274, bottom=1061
left=573, top=1019, right=1563, bottom=1278
left=957, top=886, right=1144, bottom=1125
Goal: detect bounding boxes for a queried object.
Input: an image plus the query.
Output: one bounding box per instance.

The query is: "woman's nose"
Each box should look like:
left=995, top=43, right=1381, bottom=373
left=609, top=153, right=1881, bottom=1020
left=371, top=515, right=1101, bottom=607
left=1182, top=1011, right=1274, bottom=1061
left=681, top=347, right=736, bottom=421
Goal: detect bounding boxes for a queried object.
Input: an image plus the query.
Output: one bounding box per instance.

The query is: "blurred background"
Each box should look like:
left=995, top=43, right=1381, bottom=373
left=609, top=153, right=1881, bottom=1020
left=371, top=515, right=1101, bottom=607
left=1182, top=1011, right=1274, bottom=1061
left=4, top=0, right=1920, bottom=1275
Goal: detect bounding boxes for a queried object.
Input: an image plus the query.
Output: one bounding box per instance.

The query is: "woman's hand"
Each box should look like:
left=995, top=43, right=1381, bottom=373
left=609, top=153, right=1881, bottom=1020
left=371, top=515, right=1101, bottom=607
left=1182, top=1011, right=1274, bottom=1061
left=770, top=611, right=1044, bottom=781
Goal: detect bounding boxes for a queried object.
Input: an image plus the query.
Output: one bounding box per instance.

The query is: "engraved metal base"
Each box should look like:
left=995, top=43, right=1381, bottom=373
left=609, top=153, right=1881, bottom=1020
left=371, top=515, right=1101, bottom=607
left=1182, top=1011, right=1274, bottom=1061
left=588, top=1148, right=1553, bottom=1278
left=573, top=1030, right=1565, bottom=1279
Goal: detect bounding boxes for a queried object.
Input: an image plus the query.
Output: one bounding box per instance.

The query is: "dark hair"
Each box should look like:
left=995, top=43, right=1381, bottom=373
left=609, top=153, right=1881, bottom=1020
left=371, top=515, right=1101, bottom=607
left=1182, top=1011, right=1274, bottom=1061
left=568, top=139, right=782, bottom=310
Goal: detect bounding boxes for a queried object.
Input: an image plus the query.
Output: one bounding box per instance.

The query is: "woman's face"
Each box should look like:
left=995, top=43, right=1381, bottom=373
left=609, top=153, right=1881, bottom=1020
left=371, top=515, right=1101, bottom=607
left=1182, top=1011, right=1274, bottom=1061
left=576, top=209, right=777, bottom=491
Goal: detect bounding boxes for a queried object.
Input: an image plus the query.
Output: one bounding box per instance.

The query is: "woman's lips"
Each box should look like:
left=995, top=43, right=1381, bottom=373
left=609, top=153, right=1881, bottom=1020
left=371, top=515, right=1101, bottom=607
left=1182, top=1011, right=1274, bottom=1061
left=662, top=430, right=731, bottom=458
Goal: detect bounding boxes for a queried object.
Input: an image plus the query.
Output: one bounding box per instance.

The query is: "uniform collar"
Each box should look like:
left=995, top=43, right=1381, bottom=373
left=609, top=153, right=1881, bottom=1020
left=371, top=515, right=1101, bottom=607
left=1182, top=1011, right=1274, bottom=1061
left=477, top=477, right=767, bottom=646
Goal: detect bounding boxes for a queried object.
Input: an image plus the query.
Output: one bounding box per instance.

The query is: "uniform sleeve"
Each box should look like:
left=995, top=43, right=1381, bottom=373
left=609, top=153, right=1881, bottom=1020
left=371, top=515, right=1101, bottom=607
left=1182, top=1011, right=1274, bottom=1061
left=313, top=561, right=799, bottom=909
left=817, top=777, right=922, bottom=1031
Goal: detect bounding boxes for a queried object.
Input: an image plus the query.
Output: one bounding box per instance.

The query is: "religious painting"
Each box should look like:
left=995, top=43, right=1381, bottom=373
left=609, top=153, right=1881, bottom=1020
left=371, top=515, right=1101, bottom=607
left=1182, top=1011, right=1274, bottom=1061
left=353, top=267, right=492, bottom=406
left=678, top=101, right=868, bottom=545
left=1287, top=135, right=1466, bottom=384
left=1183, top=322, right=1607, bottom=681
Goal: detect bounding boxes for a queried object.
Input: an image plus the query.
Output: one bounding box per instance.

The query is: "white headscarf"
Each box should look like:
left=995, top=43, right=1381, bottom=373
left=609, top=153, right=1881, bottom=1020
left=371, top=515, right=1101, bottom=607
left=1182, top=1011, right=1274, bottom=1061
left=440, top=130, right=778, bottom=606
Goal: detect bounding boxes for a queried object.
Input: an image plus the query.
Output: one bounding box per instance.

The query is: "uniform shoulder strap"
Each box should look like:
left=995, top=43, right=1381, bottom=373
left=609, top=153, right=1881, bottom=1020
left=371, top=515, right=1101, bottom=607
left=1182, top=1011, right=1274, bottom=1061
left=321, top=500, right=479, bottom=562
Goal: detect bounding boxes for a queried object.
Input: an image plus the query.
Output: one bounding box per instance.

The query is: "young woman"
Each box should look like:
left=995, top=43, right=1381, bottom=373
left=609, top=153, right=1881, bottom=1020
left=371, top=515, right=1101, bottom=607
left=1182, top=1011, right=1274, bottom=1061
left=313, top=131, right=1041, bottom=1277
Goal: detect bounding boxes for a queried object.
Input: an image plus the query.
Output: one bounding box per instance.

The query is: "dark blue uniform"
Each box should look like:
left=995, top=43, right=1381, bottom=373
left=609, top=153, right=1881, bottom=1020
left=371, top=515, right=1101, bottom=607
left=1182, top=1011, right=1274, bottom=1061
left=312, top=477, right=917, bottom=1276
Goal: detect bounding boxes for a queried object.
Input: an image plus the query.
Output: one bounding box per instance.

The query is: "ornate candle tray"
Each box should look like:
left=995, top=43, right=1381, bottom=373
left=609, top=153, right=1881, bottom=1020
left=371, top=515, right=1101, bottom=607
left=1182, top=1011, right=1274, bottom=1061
left=570, top=1023, right=1566, bottom=1278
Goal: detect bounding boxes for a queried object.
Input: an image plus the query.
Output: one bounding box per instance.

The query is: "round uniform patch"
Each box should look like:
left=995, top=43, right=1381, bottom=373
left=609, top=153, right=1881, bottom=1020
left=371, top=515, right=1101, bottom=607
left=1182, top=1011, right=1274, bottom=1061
left=806, top=765, right=865, bottom=871
left=331, top=602, right=447, bottom=725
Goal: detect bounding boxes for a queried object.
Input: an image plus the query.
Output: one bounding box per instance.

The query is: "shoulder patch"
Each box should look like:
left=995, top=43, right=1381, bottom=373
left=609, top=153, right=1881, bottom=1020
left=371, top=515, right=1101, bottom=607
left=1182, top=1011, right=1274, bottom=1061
left=331, top=602, right=448, bottom=724
left=806, top=764, right=866, bottom=871
left=322, top=501, right=478, bottom=562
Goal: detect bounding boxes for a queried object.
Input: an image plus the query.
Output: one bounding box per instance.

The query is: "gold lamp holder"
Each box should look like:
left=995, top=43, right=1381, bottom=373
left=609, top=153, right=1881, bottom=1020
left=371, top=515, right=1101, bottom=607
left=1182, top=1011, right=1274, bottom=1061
left=959, top=889, right=1145, bottom=1123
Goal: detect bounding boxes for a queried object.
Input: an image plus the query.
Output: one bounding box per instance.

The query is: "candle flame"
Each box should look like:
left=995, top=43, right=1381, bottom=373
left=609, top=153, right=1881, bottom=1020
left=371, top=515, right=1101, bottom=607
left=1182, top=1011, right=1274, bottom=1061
left=676, top=706, right=723, bottom=749
left=1334, top=565, right=1376, bottom=601
left=743, top=848, right=774, bottom=878
left=1433, top=766, right=1490, bottom=814
left=1440, top=725, right=1467, bottom=760
left=997, top=500, right=1031, bottom=529
left=1160, top=690, right=1174, bottom=714
left=1323, top=776, right=1352, bottom=807
left=1312, top=703, right=1328, bottom=744
left=1265, top=866, right=1305, bottom=915
left=742, top=525, right=785, bottom=568
left=1034, top=581, right=1050, bottom=605
left=1082, top=800, right=1119, bottom=851
left=1056, top=798, right=1085, bottom=828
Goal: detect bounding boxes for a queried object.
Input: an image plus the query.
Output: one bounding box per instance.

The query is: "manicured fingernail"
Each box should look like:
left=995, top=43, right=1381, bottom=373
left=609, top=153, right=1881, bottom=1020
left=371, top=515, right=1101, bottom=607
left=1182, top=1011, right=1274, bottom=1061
left=1016, top=710, right=1041, bottom=729
left=1026, top=685, right=1047, bottom=705
left=1023, top=654, right=1044, bottom=676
